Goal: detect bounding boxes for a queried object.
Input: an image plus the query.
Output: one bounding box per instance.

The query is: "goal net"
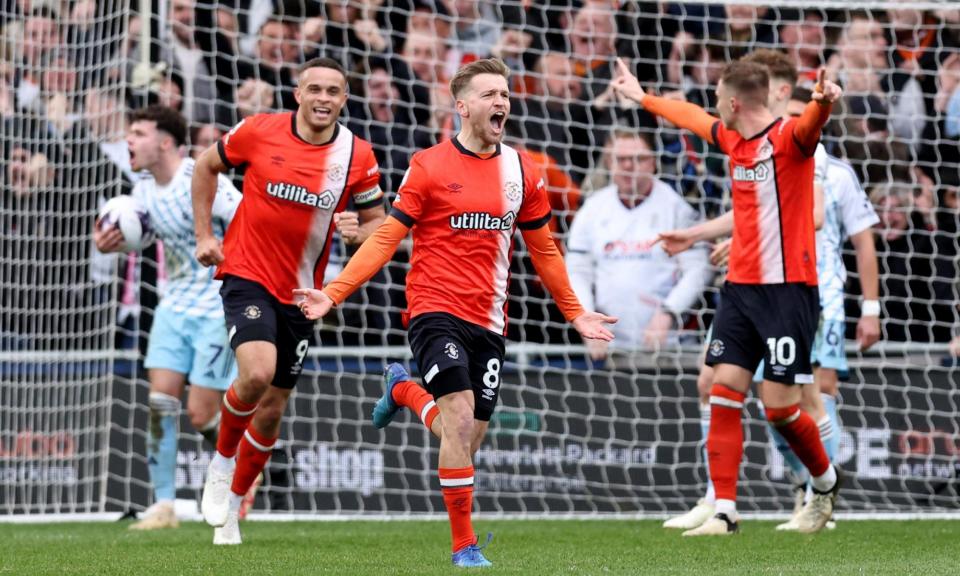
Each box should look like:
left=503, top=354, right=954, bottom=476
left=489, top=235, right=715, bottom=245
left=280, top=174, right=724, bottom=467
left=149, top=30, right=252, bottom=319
left=1, top=0, right=957, bottom=518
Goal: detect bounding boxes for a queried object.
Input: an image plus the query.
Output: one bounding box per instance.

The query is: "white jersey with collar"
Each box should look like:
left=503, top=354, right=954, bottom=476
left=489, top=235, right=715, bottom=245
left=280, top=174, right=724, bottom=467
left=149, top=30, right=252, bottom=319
left=566, top=179, right=711, bottom=349
left=816, top=155, right=879, bottom=321
left=132, top=157, right=241, bottom=317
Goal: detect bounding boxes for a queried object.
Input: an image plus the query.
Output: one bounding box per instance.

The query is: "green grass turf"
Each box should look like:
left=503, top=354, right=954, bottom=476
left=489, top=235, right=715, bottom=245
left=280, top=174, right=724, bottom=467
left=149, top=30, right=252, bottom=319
left=0, top=519, right=956, bottom=575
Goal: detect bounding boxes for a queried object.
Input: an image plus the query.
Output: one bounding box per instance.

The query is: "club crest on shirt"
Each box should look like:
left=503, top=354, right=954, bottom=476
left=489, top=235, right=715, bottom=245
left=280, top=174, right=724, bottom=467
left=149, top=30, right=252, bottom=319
left=327, top=164, right=345, bottom=182
left=244, top=305, right=262, bottom=320
left=505, top=181, right=521, bottom=202
left=757, top=139, right=774, bottom=159
left=444, top=342, right=460, bottom=360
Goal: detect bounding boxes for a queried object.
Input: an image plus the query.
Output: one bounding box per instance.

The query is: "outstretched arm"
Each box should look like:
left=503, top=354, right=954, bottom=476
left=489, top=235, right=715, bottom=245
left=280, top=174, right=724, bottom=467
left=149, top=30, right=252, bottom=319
left=794, top=70, right=842, bottom=155
left=658, top=211, right=734, bottom=256
left=294, top=216, right=408, bottom=319
left=611, top=57, right=718, bottom=143
left=522, top=224, right=617, bottom=341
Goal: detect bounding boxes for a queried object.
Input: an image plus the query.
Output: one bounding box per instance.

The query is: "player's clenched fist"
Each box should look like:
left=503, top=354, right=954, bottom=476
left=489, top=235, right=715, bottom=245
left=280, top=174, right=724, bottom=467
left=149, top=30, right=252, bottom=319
left=293, top=288, right=334, bottom=320
left=334, top=211, right=361, bottom=245
left=195, top=235, right=224, bottom=267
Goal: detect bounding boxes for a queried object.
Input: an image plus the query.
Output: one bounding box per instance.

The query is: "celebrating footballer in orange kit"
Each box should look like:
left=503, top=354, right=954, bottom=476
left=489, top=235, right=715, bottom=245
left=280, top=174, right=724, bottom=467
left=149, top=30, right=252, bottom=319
left=294, top=57, right=617, bottom=567
left=191, top=57, right=385, bottom=545
left=612, top=59, right=844, bottom=536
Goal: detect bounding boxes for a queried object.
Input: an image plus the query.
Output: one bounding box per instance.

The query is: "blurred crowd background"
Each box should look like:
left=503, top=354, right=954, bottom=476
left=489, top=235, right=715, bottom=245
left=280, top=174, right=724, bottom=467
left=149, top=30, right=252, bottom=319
left=1, top=1, right=958, bottom=356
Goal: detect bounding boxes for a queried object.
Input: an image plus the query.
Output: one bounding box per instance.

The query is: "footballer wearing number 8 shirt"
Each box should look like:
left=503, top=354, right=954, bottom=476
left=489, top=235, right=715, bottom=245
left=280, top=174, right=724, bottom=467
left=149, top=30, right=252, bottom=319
left=295, top=58, right=617, bottom=568
left=191, top=57, right=385, bottom=545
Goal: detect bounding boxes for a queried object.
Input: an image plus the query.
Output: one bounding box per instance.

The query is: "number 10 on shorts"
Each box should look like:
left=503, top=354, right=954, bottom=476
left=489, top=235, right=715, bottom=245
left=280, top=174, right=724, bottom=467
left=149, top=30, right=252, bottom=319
left=766, top=337, right=796, bottom=366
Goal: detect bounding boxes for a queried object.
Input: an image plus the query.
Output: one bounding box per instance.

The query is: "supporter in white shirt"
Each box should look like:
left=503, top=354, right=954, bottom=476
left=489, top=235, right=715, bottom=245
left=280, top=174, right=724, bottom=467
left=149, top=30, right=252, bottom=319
left=566, top=129, right=712, bottom=360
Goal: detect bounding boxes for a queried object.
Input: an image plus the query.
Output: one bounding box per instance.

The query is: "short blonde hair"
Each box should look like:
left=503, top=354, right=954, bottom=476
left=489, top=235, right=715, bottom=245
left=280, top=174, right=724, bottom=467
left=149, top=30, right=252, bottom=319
left=449, top=58, right=510, bottom=100
left=868, top=182, right=914, bottom=207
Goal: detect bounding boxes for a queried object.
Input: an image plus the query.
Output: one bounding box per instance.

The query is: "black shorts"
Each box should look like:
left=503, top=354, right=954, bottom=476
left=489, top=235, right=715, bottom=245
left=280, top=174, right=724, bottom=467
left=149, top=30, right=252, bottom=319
left=408, top=312, right=506, bottom=421
left=220, top=275, right=314, bottom=389
left=706, top=282, right=819, bottom=385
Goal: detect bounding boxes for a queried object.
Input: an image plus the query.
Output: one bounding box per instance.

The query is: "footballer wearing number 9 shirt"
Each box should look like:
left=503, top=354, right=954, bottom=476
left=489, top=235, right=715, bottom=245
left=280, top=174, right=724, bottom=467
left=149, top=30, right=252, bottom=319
left=294, top=58, right=617, bottom=568
left=191, top=57, right=385, bottom=545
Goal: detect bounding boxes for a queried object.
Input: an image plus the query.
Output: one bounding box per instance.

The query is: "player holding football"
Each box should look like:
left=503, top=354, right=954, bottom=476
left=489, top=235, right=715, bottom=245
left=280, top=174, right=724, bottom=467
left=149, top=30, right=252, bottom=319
left=191, top=57, right=385, bottom=545
left=294, top=58, right=617, bottom=567
left=94, top=105, right=242, bottom=530
left=612, top=57, right=843, bottom=535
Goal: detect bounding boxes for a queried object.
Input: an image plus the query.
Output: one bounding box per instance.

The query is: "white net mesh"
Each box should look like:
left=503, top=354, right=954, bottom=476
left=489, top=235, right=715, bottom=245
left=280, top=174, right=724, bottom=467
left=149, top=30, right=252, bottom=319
left=0, top=1, right=130, bottom=513
left=1, top=0, right=958, bottom=517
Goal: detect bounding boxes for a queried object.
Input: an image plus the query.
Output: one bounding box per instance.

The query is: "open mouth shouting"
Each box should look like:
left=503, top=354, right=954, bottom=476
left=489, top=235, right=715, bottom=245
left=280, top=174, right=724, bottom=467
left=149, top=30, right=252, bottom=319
left=489, top=110, right=507, bottom=135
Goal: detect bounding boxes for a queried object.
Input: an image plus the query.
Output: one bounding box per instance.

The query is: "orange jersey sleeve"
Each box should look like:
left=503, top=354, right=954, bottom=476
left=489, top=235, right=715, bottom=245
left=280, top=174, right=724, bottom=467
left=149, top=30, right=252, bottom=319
left=793, top=99, right=833, bottom=157
left=521, top=224, right=585, bottom=322
left=516, top=152, right=552, bottom=230
left=349, top=141, right=384, bottom=209
left=217, top=114, right=264, bottom=168
left=321, top=216, right=408, bottom=305
left=390, top=153, right=430, bottom=224
left=642, top=95, right=719, bottom=145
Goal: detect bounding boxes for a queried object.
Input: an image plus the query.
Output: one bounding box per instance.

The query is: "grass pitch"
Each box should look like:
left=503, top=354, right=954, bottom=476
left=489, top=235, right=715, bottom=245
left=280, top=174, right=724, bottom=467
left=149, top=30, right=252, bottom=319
left=0, top=519, right=956, bottom=575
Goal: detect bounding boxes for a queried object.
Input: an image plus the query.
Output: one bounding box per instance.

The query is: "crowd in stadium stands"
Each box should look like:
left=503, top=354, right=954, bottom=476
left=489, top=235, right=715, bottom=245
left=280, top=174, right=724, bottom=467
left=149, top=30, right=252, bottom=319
left=1, top=1, right=959, bottom=352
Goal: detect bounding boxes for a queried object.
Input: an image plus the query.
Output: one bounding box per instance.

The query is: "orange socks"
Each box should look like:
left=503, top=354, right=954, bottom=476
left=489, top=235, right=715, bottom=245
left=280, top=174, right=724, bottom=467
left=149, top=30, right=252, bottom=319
left=439, top=466, right=475, bottom=552
left=232, top=426, right=276, bottom=496
left=393, top=380, right=439, bottom=431
left=707, top=385, right=746, bottom=503
left=217, top=386, right=257, bottom=458
left=766, top=404, right=831, bottom=478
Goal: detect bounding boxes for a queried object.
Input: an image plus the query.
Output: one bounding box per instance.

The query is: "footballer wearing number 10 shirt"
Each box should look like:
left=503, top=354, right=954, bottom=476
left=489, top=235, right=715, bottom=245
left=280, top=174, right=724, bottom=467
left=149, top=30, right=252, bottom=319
left=191, top=57, right=385, bottom=545
left=295, top=58, right=617, bottom=568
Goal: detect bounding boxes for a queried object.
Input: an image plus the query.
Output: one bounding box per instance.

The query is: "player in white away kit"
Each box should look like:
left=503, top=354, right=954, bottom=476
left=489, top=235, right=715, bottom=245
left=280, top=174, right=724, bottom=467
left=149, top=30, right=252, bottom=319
left=94, top=106, right=241, bottom=530
left=566, top=129, right=711, bottom=358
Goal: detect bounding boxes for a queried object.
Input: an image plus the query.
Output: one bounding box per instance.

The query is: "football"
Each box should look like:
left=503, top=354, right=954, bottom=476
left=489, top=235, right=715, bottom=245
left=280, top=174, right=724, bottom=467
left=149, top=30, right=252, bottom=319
left=97, top=195, right=155, bottom=251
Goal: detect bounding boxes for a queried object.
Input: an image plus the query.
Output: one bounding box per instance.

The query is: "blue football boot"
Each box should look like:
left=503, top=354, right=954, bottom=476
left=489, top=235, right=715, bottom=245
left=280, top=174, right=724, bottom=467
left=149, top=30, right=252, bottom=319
left=452, top=534, right=493, bottom=568
left=371, top=363, right=409, bottom=429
